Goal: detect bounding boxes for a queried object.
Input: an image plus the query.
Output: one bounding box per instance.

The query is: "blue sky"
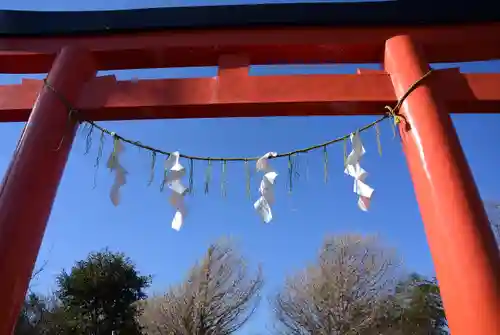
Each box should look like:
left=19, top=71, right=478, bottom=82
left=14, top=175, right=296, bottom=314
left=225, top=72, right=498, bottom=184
left=2, top=0, right=500, bottom=333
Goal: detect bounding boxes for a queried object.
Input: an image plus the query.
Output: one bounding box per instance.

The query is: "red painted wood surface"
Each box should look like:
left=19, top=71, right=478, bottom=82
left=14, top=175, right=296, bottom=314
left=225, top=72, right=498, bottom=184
left=0, top=19, right=499, bottom=335
left=384, top=35, right=500, bottom=335
left=0, top=47, right=96, bottom=335
left=0, top=70, right=500, bottom=122
left=1, top=24, right=500, bottom=73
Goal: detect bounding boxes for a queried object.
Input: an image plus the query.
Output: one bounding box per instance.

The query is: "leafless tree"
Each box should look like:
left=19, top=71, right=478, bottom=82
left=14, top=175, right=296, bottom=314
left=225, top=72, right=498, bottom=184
left=30, top=260, right=48, bottom=285
left=273, top=234, right=402, bottom=335
left=15, top=292, right=65, bottom=335
left=138, top=240, right=263, bottom=335
left=485, top=201, right=500, bottom=245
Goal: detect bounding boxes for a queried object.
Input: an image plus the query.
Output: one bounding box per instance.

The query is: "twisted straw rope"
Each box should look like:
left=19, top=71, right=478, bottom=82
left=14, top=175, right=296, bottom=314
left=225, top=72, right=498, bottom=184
left=43, top=69, right=434, bottom=162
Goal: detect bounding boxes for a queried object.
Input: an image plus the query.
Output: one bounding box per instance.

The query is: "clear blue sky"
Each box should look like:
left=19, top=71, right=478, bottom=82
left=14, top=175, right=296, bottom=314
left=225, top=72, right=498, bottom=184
left=2, top=0, right=500, bottom=333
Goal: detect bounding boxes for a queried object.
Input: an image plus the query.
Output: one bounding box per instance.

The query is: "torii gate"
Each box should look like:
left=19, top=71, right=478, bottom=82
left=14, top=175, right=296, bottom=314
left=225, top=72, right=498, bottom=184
left=0, top=2, right=499, bottom=334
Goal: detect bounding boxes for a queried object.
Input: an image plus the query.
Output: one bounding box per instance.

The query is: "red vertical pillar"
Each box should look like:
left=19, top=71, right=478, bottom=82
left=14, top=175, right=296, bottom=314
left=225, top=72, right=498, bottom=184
left=384, top=35, right=500, bottom=335
left=0, top=47, right=96, bottom=334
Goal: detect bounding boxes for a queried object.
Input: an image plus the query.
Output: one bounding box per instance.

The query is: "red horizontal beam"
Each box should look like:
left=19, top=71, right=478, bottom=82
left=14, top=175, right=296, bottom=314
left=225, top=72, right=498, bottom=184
left=1, top=24, right=500, bottom=73
left=0, top=69, right=499, bottom=122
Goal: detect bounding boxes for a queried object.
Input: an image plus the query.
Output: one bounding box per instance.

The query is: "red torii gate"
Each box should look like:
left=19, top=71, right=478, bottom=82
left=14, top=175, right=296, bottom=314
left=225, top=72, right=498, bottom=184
left=0, top=3, right=499, bottom=334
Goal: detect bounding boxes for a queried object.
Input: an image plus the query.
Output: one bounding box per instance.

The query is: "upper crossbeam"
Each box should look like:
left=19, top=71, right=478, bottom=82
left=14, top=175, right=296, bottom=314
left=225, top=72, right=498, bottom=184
left=1, top=69, right=499, bottom=122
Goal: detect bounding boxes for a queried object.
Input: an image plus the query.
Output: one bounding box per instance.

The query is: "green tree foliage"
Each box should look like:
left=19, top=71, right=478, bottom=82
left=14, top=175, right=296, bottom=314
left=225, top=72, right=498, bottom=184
left=14, top=238, right=455, bottom=335
left=385, top=274, right=447, bottom=335
left=24, top=212, right=500, bottom=335
left=55, top=249, right=151, bottom=334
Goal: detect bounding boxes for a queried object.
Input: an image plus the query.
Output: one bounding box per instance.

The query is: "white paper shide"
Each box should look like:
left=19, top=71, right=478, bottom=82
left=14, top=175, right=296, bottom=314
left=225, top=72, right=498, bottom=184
left=344, top=132, right=374, bottom=211
left=254, top=152, right=278, bottom=223
left=164, top=152, right=188, bottom=231
left=107, top=139, right=127, bottom=206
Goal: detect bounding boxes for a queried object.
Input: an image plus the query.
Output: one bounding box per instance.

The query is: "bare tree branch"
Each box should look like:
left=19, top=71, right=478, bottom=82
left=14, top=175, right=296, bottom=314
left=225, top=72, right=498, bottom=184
left=485, top=201, right=500, bottom=245
left=30, top=259, right=48, bottom=282
left=273, top=234, right=402, bottom=335
left=139, top=239, right=263, bottom=335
